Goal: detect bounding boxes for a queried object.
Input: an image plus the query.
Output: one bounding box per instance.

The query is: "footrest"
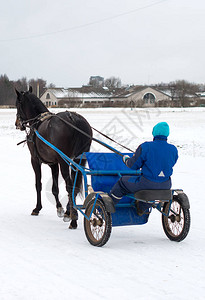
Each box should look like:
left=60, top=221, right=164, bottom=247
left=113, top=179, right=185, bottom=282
left=134, top=190, right=172, bottom=202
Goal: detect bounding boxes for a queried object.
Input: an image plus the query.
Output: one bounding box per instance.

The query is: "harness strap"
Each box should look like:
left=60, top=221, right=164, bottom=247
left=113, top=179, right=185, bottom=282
left=21, top=112, right=53, bottom=127
left=38, top=112, right=53, bottom=122
left=17, top=139, right=27, bottom=146
left=19, top=112, right=134, bottom=157
left=54, top=115, right=125, bottom=157
left=92, top=127, right=134, bottom=153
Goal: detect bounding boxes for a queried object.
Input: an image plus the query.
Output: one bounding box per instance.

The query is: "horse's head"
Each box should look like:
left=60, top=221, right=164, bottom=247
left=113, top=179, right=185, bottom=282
left=15, top=86, right=49, bottom=130
left=15, top=87, right=32, bottom=131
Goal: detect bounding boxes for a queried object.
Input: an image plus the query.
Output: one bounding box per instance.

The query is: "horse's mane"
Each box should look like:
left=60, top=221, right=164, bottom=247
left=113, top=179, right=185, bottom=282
left=25, top=92, right=49, bottom=114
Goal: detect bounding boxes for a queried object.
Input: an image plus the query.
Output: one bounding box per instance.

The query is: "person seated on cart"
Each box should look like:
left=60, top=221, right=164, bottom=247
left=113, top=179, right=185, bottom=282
left=109, top=122, right=178, bottom=209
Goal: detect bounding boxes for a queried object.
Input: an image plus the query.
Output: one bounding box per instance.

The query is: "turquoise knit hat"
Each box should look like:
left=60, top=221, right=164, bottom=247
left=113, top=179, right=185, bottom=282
left=152, top=122, right=170, bottom=137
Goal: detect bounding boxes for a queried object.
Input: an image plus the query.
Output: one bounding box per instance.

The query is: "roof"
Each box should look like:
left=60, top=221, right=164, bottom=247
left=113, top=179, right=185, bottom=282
left=42, top=85, right=174, bottom=101
left=47, top=86, right=111, bottom=99
left=196, top=92, right=205, bottom=97
left=111, top=85, right=172, bottom=99
left=48, top=88, right=68, bottom=98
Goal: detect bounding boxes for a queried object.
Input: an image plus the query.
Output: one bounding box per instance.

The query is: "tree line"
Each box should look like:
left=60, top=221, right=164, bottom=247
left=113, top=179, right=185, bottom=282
left=103, top=78, right=205, bottom=107
left=0, top=74, right=48, bottom=106
left=155, top=80, right=204, bottom=107
left=0, top=73, right=204, bottom=107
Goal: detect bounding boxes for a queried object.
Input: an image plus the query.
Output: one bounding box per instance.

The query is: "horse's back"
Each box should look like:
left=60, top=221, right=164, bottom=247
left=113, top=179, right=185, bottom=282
left=56, top=111, right=92, bottom=136
left=36, top=111, right=92, bottom=161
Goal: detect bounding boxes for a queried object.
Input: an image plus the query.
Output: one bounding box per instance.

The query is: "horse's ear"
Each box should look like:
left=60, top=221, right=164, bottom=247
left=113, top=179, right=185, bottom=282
left=15, top=89, right=21, bottom=97
left=29, top=86, right=33, bottom=93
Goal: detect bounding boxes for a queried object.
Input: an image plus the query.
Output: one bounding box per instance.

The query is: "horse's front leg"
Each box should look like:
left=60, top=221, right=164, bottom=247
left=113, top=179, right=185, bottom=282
left=49, top=164, right=64, bottom=217
left=31, top=157, right=42, bottom=215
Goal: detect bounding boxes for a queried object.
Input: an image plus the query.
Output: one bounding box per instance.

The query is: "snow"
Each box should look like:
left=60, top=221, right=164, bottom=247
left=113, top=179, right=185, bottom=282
left=0, top=107, right=205, bottom=300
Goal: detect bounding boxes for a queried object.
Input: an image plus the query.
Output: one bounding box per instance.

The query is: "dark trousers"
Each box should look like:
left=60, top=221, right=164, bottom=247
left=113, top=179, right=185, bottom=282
left=110, top=176, right=171, bottom=204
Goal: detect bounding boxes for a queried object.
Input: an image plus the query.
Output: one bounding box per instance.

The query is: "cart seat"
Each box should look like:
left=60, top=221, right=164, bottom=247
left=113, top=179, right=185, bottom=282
left=134, top=189, right=172, bottom=202
left=85, top=152, right=137, bottom=193
left=84, top=152, right=151, bottom=227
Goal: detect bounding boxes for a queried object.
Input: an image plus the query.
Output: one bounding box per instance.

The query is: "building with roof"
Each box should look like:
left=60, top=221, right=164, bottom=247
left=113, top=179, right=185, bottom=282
left=112, top=86, right=172, bottom=107
left=40, top=85, right=172, bottom=107
left=89, top=76, right=104, bottom=87
left=40, top=86, right=111, bottom=107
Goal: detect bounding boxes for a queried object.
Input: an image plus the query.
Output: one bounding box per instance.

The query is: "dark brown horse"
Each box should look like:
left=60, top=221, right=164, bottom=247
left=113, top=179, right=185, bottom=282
left=15, top=88, right=92, bottom=229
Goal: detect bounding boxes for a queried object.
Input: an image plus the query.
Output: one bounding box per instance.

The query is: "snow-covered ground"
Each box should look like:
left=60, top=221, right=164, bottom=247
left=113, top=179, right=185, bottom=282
left=0, top=107, right=205, bottom=300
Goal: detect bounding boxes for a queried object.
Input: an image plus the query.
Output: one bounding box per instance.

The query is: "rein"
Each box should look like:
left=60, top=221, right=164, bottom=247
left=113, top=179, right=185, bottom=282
left=54, top=114, right=134, bottom=155
left=16, top=112, right=53, bottom=146
left=91, top=126, right=134, bottom=153
left=18, top=112, right=134, bottom=157
left=22, top=112, right=53, bottom=126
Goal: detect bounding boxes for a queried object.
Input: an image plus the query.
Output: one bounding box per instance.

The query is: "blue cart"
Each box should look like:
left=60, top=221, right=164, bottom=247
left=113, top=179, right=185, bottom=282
left=35, top=130, right=191, bottom=247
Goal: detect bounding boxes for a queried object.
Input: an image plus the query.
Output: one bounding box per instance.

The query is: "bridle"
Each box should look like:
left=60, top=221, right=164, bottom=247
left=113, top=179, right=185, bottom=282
left=15, top=91, right=29, bottom=130
left=15, top=92, right=47, bottom=130
left=16, top=111, right=27, bottom=131
left=16, top=112, right=42, bottom=129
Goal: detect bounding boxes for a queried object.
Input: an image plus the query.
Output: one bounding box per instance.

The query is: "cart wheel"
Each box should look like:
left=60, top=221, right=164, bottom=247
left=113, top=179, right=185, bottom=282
left=162, top=197, right=190, bottom=242
left=84, top=198, right=112, bottom=247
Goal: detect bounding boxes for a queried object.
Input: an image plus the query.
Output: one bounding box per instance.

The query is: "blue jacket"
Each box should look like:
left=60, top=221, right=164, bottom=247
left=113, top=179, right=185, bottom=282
left=125, top=136, right=178, bottom=182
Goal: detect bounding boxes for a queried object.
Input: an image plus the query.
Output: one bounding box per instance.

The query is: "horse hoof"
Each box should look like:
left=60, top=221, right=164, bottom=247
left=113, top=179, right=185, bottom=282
left=57, top=207, right=65, bottom=218
left=31, top=211, right=39, bottom=216
left=63, top=213, right=71, bottom=222
left=69, top=221, right=77, bottom=229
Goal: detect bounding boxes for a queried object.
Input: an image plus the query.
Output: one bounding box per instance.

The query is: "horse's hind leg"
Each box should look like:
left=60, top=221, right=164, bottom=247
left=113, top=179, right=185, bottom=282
left=49, top=164, right=64, bottom=217
left=60, top=162, right=78, bottom=229
left=68, top=158, right=86, bottom=229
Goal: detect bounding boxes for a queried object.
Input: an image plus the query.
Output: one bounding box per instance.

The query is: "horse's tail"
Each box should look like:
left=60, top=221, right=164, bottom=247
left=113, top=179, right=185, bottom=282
left=69, top=112, right=93, bottom=196
left=71, top=157, right=86, bottom=197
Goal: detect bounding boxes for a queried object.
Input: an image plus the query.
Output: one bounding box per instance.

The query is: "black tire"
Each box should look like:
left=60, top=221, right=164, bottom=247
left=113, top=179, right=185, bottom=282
left=84, top=198, right=112, bottom=247
left=162, top=197, right=191, bottom=242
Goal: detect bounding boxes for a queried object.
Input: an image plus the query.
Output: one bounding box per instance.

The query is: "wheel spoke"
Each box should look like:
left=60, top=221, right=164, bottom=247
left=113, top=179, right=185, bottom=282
left=84, top=199, right=112, bottom=246
left=162, top=197, right=191, bottom=242
left=89, top=206, right=106, bottom=241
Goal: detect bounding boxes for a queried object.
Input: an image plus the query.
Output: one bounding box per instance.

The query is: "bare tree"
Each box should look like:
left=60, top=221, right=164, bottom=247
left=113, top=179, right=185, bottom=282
left=28, top=78, right=47, bottom=97
left=47, top=83, right=56, bottom=88
left=104, top=76, right=121, bottom=90
left=14, top=77, right=28, bottom=92
left=167, top=80, right=199, bottom=107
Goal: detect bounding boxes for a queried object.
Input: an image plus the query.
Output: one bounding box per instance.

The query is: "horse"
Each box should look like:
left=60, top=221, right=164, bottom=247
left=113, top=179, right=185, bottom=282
left=15, top=87, right=92, bottom=229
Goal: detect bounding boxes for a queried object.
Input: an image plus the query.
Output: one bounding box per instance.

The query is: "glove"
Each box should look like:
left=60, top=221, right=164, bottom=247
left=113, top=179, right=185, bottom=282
left=123, top=155, right=130, bottom=164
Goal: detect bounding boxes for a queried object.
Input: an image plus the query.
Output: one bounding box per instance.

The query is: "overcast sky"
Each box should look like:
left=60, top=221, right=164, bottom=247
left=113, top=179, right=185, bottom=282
left=0, top=0, right=204, bottom=87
